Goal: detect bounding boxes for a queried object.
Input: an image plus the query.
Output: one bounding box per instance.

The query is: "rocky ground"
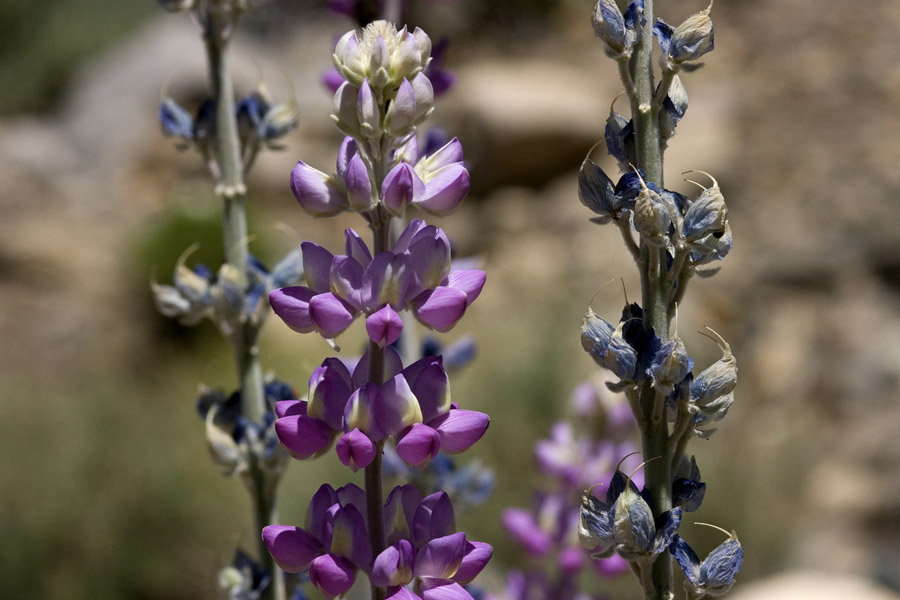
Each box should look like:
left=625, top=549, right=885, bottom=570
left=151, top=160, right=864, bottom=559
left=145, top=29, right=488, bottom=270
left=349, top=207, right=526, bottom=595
left=2, top=1, right=900, bottom=598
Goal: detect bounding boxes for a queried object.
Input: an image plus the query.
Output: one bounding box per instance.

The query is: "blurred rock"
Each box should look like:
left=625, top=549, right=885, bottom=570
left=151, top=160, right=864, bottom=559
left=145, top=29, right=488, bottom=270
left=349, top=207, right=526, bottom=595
left=729, top=572, right=900, bottom=600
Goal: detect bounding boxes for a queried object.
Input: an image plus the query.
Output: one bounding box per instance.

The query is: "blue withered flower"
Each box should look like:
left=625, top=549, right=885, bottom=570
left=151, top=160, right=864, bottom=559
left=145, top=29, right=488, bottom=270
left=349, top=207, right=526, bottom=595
left=159, top=97, right=195, bottom=145
left=649, top=336, right=692, bottom=394
left=654, top=2, right=715, bottom=71
left=658, top=74, right=688, bottom=140
left=670, top=527, right=743, bottom=597
left=689, top=328, right=737, bottom=437
left=672, top=455, right=706, bottom=513
left=591, top=0, right=645, bottom=59
left=580, top=469, right=682, bottom=561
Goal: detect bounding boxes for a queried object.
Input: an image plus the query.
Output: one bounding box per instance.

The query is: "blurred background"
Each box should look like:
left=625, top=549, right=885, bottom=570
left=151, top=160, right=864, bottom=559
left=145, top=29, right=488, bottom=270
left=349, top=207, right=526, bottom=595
left=2, top=0, right=900, bottom=598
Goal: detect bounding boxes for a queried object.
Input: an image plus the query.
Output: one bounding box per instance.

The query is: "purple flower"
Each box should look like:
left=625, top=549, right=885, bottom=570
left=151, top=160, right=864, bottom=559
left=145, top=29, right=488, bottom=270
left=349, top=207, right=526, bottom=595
left=262, top=484, right=371, bottom=597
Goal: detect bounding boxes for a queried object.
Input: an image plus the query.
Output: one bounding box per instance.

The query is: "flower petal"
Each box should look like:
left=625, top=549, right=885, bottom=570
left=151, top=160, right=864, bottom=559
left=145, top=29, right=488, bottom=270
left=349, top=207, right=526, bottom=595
left=330, top=255, right=365, bottom=309
left=430, top=409, right=489, bottom=454
left=403, top=356, right=450, bottom=423
left=309, top=292, right=357, bottom=336
left=329, top=504, right=372, bottom=569
left=420, top=579, right=474, bottom=600
left=396, top=423, right=441, bottom=469
left=415, top=532, right=467, bottom=579
left=374, top=374, right=423, bottom=436
left=309, top=553, right=356, bottom=597
left=262, top=525, right=322, bottom=573
left=366, top=304, right=404, bottom=347
left=445, top=270, right=486, bottom=305
left=416, top=163, right=469, bottom=215
left=453, top=540, right=492, bottom=585
left=275, top=399, right=306, bottom=418
left=275, top=415, right=334, bottom=459
left=290, top=161, right=348, bottom=217
left=414, top=287, right=468, bottom=332
left=301, top=242, right=334, bottom=293
left=336, top=428, right=377, bottom=472
left=371, top=539, right=415, bottom=587
left=501, top=508, right=552, bottom=558
left=269, top=286, right=316, bottom=334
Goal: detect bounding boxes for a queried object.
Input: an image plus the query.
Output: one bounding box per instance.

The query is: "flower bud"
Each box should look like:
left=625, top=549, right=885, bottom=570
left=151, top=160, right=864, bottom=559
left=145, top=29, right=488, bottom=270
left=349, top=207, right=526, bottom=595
left=383, top=78, right=417, bottom=138
left=659, top=74, right=688, bottom=140
left=383, top=162, right=426, bottom=216
left=669, top=2, right=715, bottom=64
left=633, top=178, right=672, bottom=247
left=690, top=328, right=736, bottom=407
left=290, top=161, right=349, bottom=217
left=409, top=72, right=435, bottom=124
left=650, top=336, right=692, bottom=393
left=357, top=79, right=382, bottom=139
left=344, top=152, right=375, bottom=212
left=682, top=172, right=727, bottom=241
left=671, top=527, right=743, bottom=597
left=333, top=30, right=367, bottom=86
left=332, top=82, right=361, bottom=137
left=368, top=35, right=392, bottom=92
left=581, top=308, right=614, bottom=365
left=592, top=0, right=627, bottom=57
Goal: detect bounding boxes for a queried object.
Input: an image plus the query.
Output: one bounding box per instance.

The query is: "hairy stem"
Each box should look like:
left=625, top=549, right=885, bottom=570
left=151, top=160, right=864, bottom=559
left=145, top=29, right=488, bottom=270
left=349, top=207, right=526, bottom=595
left=630, top=1, right=673, bottom=598
left=204, top=12, right=283, bottom=600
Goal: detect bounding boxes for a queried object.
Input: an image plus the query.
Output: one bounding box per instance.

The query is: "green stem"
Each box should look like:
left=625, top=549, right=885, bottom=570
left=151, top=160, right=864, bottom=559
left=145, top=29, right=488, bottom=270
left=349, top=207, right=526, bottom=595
left=629, top=1, right=673, bottom=598
left=203, top=10, right=283, bottom=600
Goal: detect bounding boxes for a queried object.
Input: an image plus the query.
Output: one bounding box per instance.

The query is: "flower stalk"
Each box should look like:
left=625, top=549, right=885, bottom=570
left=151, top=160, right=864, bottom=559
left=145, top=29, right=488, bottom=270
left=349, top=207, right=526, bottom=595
left=579, top=1, right=742, bottom=598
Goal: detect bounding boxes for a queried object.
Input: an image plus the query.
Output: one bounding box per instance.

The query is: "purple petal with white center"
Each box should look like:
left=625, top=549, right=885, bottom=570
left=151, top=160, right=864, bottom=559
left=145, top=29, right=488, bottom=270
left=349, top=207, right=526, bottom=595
left=309, top=553, right=356, bottom=597
left=383, top=162, right=426, bottom=216
left=344, top=382, right=384, bottom=440
left=330, top=255, right=365, bottom=309
left=383, top=484, right=422, bottom=546
left=415, top=532, right=467, bottom=579
left=414, top=286, right=468, bottom=333
left=336, top=136, right=357, bottom=179
left=371, top=539, right=415, bottom=587
left=416, top=163, right=469, bottom=215
left=344, top=151, right=373, bottom=212
left=420, top=580, right=474, bottom=600
left=445, top=270, right=486, bottom=305
left=421, top=137, right=464, bottom=171
left=275, top=415, right=334, bottom=460
left=403, top=357, right=450, bottom=423
left=307, top=358, right=353, bottom=431
left=393, top=218, right=428, bottom=253
left=351, top=346, right=403, bottom=389
left=269, top=286, right=316, bottom=333
left=396, top=423, right=441, bottom=469
left=453, top=541, right=492, bottom=585
left=414, top=492, right=456, bottom=547
left=501, top=508, right=552, bottom=558
left=309, top=292, right=357, bottom=336
left=366, top=304, right=404, bottom=347
left=301, top=242, right=334, bottom=293
left=407, top=234, right=451, bottom=296
left=329, top=504, right=372, bottom=569
left=262, top=525, right=323, bottom=573
left=374, top=374, right=423, bottom=436
left=275, top=399, right=306, bottom=418
left=336, top=428, right=377, bottom=472
left=290, top=161, right=348, bottom=217
left=363, top=252, right=412, bottom=310
left=344, top=228, right=372, bottom=266
left=430, top=409, right=489, bottom=454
